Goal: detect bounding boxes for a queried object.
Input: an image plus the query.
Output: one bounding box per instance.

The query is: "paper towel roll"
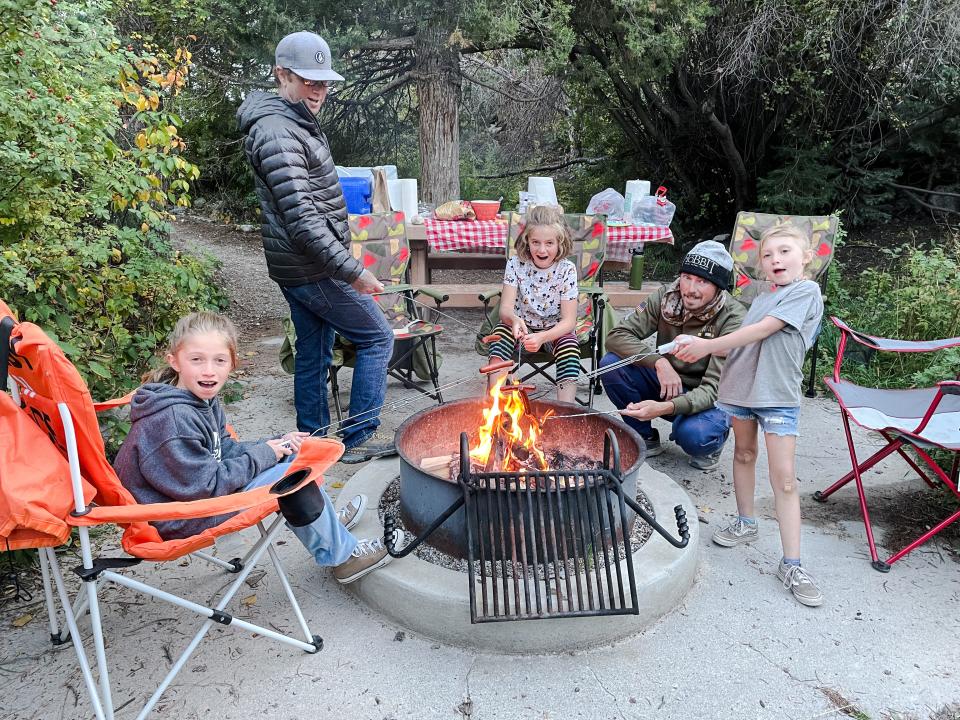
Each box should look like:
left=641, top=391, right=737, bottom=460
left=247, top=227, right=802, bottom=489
left=387, top=179, right=403, bottom=212
left=397, top=179, right=418, bottom=221
left=527, top=176, right=558, bottom=206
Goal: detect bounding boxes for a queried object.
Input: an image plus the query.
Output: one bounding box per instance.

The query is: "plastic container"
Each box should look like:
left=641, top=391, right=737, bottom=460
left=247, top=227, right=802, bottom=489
left=470, top=200, right=500, bottom=221
left=340, top=176, right=372, bottom=214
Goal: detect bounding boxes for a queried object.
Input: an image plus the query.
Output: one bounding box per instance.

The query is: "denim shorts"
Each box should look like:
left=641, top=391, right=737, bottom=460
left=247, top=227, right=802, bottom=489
left=715, top=402, right=801, bottom=436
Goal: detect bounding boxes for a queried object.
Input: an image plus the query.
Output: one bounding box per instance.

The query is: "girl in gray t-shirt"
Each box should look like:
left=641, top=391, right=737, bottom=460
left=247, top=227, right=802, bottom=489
left=670, top=226, right=825, bottom=608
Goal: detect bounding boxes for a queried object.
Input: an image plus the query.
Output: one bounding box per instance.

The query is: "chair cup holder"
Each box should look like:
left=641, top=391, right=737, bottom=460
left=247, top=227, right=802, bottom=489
left=271, top=469, right=324, bottom=527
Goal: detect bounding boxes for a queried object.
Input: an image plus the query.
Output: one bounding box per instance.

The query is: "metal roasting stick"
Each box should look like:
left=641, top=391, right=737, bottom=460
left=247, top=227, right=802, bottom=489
left=297, top=374, right=480, bottom=440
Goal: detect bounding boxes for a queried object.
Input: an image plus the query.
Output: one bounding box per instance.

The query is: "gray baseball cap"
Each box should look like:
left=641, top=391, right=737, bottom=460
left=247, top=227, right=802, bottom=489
left=275, top=31, right=344, bottom=82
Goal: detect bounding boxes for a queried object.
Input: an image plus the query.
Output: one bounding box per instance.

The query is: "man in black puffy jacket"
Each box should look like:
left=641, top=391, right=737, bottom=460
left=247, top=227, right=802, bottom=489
left=237, top=31, right=395, bottom=463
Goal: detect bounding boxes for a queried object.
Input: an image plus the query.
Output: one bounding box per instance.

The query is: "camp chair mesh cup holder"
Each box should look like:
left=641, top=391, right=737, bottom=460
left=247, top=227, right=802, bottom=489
left=1, top=301, right=348, bottom=720
left=475, top=212, right=610, bottom=407
left=813, top=316, right=960, bottom=572
left=725, top=212, right=839, bottom=397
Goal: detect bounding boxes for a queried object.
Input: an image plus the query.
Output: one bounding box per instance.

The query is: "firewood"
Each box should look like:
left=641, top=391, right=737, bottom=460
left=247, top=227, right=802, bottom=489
left=420, top=454, right=454, bottom=472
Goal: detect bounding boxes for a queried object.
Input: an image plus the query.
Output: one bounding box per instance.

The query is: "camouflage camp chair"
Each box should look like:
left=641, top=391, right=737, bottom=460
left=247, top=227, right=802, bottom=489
left=476, top=212, right=611, bottom=406
left=728, top=212, right=839, bottom=396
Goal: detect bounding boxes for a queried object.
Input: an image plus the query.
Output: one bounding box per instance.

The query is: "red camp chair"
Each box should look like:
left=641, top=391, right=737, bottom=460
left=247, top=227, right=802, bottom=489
left=814, top=316, right=960, bottom=572
left=1, top=300, right=343, bottom=719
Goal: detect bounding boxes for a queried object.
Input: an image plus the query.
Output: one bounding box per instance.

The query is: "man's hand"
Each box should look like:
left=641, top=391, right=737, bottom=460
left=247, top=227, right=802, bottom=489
left=351, top=269, right=384, bottom=295
left=654, top=358, right=683, bottom=400
left=619, top=400, right=672, bottom=422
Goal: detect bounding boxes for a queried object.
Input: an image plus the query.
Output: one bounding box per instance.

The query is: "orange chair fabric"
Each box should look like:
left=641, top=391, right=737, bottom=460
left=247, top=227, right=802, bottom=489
left=0, top=392, right=96, bottom=549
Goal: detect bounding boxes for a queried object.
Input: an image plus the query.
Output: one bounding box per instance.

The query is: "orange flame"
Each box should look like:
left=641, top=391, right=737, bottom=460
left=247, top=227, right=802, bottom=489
left=469, top=377, right=550, bottom=471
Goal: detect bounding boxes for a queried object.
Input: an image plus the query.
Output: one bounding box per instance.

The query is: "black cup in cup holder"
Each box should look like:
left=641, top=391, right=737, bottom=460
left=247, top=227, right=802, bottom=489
left=270, top=469, right=324, bottom=527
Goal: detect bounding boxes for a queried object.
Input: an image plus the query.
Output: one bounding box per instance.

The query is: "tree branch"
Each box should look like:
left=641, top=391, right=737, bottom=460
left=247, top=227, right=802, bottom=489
left=459, top=38, right=546, bottom=54
left=359, top=36, right=416, bottom=52
left=460, top=69, right=549, bottom=103
left=470, top=155, right=618, bottom=179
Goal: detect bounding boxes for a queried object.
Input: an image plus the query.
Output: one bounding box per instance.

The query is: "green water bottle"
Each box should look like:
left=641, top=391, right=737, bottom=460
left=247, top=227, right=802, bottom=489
left=629, top=244, right=645, bottom=290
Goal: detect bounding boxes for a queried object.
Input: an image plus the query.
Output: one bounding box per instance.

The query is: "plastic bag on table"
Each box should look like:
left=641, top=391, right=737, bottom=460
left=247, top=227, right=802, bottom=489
left=434, top=200, right=476, bottom=221
left=633, top=186, right=676, bottom=227
left=586, top=188, right=625, bottom=220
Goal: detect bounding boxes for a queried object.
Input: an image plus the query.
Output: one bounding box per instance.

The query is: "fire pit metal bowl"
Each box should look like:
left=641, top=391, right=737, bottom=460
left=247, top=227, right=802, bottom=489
left=395, top=397, right=646, bottom=560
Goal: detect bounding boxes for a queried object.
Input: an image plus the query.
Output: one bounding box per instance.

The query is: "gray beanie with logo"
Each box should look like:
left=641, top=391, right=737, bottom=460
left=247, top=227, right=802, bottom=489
left=680, top=240, right=734, bottom=290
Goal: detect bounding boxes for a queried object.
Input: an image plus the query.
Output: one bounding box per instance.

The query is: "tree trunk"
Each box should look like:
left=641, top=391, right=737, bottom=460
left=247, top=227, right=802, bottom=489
left=415, top=24, right=461, bottom=204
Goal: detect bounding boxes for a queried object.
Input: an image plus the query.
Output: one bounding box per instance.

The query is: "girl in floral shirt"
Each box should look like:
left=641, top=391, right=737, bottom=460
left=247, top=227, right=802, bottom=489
left=485, top=205, right=580, bottom=403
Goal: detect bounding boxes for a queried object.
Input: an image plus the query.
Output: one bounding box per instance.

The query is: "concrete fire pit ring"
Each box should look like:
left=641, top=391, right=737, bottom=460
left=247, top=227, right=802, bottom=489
left=340, top=457, right=699, bottom=654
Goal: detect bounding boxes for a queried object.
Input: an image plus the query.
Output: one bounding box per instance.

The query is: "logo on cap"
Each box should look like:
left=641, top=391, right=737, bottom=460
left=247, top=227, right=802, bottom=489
left=315, top=51, right=325, bottom=65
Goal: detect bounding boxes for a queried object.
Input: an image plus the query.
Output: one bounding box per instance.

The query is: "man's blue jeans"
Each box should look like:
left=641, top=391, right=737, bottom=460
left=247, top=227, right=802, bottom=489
left=599, top=352, right=730, bottom=457
left=244, top=460, right=356, bottom=566
left=281, top=279, right=393, bottom=449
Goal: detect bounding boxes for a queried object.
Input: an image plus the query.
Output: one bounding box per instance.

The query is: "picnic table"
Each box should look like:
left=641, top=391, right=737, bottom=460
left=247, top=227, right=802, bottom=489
left=406, top=217, right=674, bottom=285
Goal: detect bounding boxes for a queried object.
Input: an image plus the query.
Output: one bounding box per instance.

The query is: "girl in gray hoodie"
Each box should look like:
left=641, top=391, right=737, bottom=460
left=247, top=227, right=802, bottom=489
left=113, top=311, right=399, bottom=584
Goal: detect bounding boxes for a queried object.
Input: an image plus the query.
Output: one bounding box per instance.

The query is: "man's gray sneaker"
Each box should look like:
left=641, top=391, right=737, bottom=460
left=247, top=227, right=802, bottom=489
left=777, top=561, right=823, bottom=607
left=712, top=518, right=759, bottom=547
left=643, top=429, right=665, bottom=458
left=336, top=494, right=367, bottom=531
left=340, top=432, right=397, bottom=464
left=689, top=449, right=722, bottom=471
left=333, top=529, right=403, bottom=584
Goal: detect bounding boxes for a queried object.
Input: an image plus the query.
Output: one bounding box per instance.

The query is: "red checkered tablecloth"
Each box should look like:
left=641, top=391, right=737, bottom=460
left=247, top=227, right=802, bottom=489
left=424, top=218, right=673, bottom=263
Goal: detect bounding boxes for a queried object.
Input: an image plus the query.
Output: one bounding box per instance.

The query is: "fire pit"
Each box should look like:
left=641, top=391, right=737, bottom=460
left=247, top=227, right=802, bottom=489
left=395, top=394, right=645, bottom=560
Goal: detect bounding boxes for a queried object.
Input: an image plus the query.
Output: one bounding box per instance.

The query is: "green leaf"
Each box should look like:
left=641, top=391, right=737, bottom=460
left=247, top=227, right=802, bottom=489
left=87, top=360, right=112, bottom=379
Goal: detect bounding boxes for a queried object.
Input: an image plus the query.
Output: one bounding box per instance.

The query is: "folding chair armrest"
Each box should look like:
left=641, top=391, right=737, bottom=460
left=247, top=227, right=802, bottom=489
left=414, top=286, right=449, bottom=305
left=937, top=380, right=960, bottom=395
left=68, top=471, right=318, bottom=526
left=375, top=283, right=415, bottom=296
left=479, top=288, right=502, bottom=304
left=93, top=390, right=135, bottom=412
left=578, top=286, right=605, bottom=296
left=831, top=316, right=960, bottom=353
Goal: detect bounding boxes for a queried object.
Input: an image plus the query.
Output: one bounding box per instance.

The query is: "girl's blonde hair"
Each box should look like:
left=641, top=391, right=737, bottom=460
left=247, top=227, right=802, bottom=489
left=759, top=225, right=811, bottom=253
left=144, top=311, right=239, bottom=384
left=514, top=205, right=573, bottom=264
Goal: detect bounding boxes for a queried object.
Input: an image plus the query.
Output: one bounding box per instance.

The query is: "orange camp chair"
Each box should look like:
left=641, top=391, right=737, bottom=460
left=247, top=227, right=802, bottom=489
left=814, top=317, right=960, bottom=572
left=1, top=300, right=343, bottom=720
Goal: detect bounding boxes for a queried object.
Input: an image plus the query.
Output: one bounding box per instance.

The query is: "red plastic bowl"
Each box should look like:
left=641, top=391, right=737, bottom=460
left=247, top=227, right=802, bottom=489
left=470, top=200, right=501, bottom=221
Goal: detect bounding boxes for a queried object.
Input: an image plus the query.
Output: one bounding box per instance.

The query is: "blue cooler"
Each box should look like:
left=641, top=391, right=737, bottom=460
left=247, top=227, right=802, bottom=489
left=340, top=176, right=372, bottom=214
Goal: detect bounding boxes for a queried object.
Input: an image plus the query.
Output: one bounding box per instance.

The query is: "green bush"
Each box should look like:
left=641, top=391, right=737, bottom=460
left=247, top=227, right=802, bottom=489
left=1, top=0, right=225, bottom=402
left=820, top=233, right=960, bottom=389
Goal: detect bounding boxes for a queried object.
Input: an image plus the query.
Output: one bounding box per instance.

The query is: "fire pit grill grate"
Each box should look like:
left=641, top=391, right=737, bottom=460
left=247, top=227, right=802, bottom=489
left=384, top=428, right=690, bottom=624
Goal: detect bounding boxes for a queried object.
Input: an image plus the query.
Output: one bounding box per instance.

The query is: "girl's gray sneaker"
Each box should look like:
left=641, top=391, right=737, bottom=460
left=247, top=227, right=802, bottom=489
left=777, top=561, right=823, bottom=607
left=712, top=518, right=759, bottom=547
left=333, top=529, right=403, bottom=584
left=336, top=494, right=368, bottom=531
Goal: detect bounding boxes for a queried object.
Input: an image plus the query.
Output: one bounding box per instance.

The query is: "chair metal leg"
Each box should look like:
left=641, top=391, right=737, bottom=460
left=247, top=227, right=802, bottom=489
left=329, top=367, right=344, bottom=422
left=838, top=413, right=887, bottom=570
left=45, top=548, right=108, bottom=720
left=37, top=548, right=64, bottom=645
left=426, top=334, right=443, bottom=404
left=805, top=334, right=819, bottom=398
